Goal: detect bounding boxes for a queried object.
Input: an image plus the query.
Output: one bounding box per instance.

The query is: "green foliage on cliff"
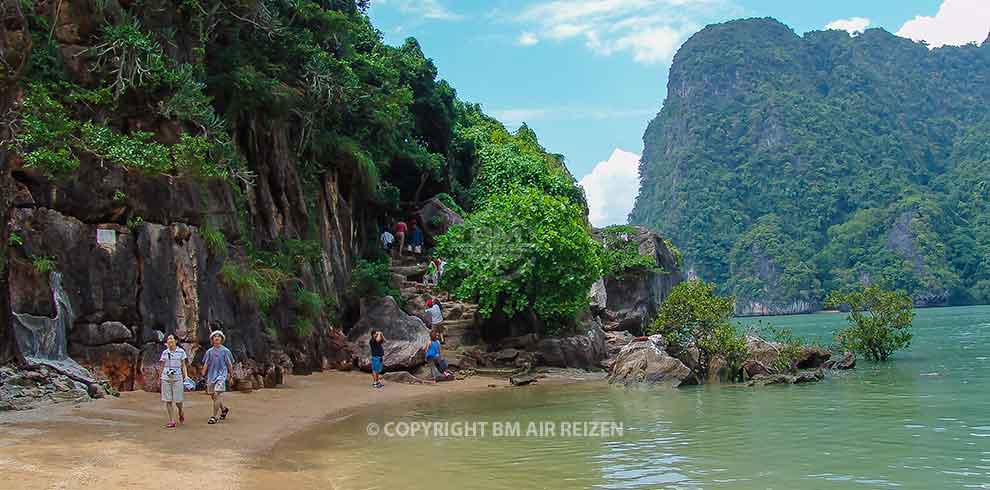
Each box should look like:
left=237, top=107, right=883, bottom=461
left=348, top=258, right=399, bottom=300
left=648, top=279, right=748, bottom=381
left=630, top=18, right=990, bottom=308
left=436, top=188, right=601, bottom=332
left=220, top=262, right=285, bottom=311
left=599, top=225, right=659, bottom=278
left=827, top=285, right=914, bottom=361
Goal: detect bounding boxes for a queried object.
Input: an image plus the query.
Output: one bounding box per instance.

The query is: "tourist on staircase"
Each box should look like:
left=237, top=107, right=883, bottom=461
left=380, top=226, right=394, bottom=254
left=425, top=298, right=444, bottom=338
left=409, top=222, right=424, bottom=255
left=393, top=220, right=407, bottom=257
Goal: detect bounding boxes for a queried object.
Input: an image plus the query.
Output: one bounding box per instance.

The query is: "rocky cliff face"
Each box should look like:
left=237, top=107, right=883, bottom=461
left=591, top=226, right=683, bottom=334
left=630, top=17, right=990, bottom=308
left=6, top=153, right=360, bottom=391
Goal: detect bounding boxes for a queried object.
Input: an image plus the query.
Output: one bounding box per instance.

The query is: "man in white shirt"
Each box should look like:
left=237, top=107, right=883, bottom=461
left=380, top=229, right=394, bottom=252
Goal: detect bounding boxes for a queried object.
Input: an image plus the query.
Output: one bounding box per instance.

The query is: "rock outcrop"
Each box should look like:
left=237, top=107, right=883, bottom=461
left=590, top=227, right=683, bottom=334
left=415, top=197, right=463, bottom=246
left=348, top=296, right=430, bottom=372
left=607, top=335, right=693, bottom=387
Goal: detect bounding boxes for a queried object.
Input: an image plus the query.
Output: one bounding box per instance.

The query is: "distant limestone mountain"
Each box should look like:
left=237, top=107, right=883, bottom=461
left=630, top=18, right=990, bottom=314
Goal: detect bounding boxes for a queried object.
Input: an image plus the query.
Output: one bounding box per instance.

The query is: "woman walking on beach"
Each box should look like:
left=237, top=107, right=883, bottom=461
left=160, top=334, right=188, bottom=428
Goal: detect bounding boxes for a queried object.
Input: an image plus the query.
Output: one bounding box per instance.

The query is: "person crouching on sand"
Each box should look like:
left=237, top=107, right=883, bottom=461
left=160, top=334, right=188, bottom=428
left=201, top=331, right=234, bottom=425
left=369, top=330, right=386, bottom=389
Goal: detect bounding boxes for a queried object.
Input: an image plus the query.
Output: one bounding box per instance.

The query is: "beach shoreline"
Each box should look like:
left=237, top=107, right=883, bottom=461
left=0, top=371, right=510, bottom=490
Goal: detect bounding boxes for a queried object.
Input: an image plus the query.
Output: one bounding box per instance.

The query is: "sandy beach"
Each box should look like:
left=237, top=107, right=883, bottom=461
left=0, top=371, right=505, bottom=490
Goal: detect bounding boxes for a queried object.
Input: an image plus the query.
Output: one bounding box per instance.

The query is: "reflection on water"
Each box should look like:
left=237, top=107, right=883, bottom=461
left=258, top=306, right=990, bottom=490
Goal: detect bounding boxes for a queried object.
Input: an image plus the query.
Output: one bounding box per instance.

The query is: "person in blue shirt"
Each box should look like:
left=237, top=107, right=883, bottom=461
left=410, top=223, right=424, bottom=254
left=425, top=330, right=450, bottom=382
left=200, top=330, right=234, bottom=425
left=369, top=331, right=386, bottom=389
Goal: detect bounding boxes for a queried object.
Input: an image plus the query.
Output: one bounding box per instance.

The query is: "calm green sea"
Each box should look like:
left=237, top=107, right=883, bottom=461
left=262, top=306, right=990, bottom=489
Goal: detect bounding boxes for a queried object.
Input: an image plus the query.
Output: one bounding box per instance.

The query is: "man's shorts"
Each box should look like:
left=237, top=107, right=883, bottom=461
left=371, top=356, right=383, bottom=374
left=205, top=377, right=226, bottom=394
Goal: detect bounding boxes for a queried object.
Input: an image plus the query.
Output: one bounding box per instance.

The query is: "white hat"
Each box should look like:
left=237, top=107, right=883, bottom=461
left=209, top=330, right=225, bottom=341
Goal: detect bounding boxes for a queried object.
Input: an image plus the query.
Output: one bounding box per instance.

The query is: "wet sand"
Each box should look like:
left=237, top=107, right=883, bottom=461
left=0, top=371, right=505, bottom=490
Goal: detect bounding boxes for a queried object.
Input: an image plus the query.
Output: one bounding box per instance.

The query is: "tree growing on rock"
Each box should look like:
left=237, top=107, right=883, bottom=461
left=826, top=285, right=914, bottom=362
left=648, top=279, right=748, bottom=382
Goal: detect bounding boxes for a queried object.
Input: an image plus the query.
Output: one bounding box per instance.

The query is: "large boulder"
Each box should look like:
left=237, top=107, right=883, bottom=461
left=823, top=351, right=857, bottom=370
left=590, top=226, right=683, bottom=334
left=69, top=322, right=134, bottom=346
left=68, top=343, right=140, bottom=391
left=416, top=197, right=463, bottom=246
left=608, top=335, right=693, bottom=387
left=536, top=321, right=608, bottom=370
left=348, top=296, right=430, bottom=372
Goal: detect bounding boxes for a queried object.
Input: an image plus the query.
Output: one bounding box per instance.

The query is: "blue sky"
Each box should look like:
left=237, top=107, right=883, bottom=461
left=368, top=0, right=990, bottom=225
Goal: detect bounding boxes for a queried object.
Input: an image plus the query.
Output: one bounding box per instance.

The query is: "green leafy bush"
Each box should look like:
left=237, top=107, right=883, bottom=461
left=599, top=225, right=658, bottom=278
left=435, top=188, right=601, bottom=332
left=348, top=258, right=399, bottom=300
left=827, top=285, right=914, bottom=361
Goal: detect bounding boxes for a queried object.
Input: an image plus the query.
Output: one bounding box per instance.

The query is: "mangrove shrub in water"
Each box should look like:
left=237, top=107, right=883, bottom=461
left=827, top=285, right=914, bottom=362
left=649, top=279, right=748, bottom=381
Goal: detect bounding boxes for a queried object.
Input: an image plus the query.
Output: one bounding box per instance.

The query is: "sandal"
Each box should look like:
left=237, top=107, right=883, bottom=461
left=208, top=416, right=218, bottom=425
left=220, top=407, right=229, bottom=420
left=165, top=421, right=176, bottom=429
left=179, top=414, right=185, bottom=424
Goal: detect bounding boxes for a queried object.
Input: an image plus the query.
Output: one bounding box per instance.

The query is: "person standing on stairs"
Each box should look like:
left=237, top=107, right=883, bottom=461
left=369, top=330, right=386, bottom=389
left=425, top=298, right=444, bottom=342
left=425, top=259, right=438, bottom=285
left=409, top=223, right=424, bottom=255
left=380, top=226, right=394, bottom=253
left=393, top=220, right=407, bottom=258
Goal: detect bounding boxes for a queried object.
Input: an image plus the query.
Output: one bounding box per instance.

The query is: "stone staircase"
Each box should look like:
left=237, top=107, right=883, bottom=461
left=389, top=257, right=483, bottom=353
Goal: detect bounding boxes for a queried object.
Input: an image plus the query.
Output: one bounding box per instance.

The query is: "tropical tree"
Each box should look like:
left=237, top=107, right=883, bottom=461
left=827, top=285, right=914, bottom=361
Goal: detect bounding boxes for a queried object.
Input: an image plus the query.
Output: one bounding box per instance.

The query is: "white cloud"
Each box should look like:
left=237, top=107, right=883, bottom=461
left=380, top=0, right=463, bottom=21
left=825, top=17, right=871, bottom=34
left=579, top=149, right=641, bottom=227
left=897, top=0, right=990, bottom=48
left=517, top=32, right=540, bottom=46
left=516, top=0, right=737, bottom=65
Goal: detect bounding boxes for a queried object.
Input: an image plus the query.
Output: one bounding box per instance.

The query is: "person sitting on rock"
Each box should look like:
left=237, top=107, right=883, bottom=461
left=160, top=334, right=188, bottom=428
left=369, top=330, right=386, bottom=389
left=201, top=331, right=235, bottom=425
left=425, top=330, right=451, bottom=382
